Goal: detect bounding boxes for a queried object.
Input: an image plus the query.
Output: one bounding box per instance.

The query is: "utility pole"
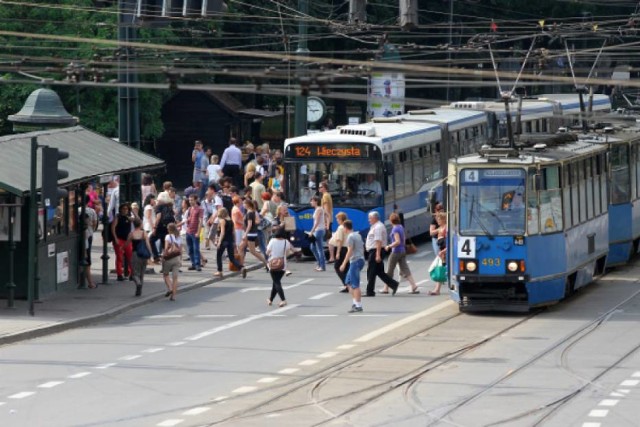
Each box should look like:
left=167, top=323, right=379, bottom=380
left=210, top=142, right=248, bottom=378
left=294, top=0, right=309, bottom=136
left=119, top=0, right=141, bottom=202
left=446, top=0, right=454, bottom=102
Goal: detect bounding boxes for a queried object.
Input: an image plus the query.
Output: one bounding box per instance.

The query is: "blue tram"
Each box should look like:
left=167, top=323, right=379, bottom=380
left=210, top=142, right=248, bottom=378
left=448, top=136, right=614, bottom=311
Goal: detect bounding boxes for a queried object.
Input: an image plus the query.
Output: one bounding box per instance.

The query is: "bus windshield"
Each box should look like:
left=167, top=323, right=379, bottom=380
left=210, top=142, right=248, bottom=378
left=459, top=168, right=526, bottom=236
left=286, top=160, right=384, bottom=208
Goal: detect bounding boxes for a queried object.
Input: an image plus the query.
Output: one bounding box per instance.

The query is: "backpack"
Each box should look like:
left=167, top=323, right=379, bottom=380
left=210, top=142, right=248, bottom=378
left=156, top=205, right=175, bottom=233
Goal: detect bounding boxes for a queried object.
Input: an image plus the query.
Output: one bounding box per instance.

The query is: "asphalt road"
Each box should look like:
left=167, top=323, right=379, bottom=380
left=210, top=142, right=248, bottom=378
left=2, top=244, right=640, bottom=427
left=0, top=246, right=445, bottom=427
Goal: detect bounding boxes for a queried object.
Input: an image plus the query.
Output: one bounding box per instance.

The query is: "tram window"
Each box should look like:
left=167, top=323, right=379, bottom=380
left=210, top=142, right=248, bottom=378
left=528, top=170, right=540, bottom=234
left=611, top=145, right=630, bottom=204
left=579, top=161, right=587, bottom=223
left=570, top=163, right=579, bottom=226
left=394, top=153, right=405, bottom=199
left=635, top=145, right=640, bottom=198
left=412, top=148, right=423, bottom=192
left=542, top=120, right=548, bottom=133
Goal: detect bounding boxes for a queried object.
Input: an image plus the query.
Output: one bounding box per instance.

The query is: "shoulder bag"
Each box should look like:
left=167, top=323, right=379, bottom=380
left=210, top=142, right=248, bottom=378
left=163, top=236, right=181, bottom=260
left=136, top=238, right=152, bottom=259
left=268, top=240, right=286, bottom=272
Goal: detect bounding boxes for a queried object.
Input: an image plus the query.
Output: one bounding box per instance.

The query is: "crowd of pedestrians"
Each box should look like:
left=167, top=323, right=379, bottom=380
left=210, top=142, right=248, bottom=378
left=85, top=137, right=448, bottom=310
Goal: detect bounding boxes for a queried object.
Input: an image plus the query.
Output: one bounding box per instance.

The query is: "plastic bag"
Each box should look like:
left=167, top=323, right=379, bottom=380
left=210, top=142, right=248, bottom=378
left=429, top=256, right=447, bottom=282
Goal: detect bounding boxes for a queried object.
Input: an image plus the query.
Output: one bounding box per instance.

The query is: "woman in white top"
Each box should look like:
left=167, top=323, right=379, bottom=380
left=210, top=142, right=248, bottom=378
left=309, top=195, right=326, bottom=271
left=142, top=194, right=156, bottom=234
left=266, top=228, right=290, bottom=307
left=207, top=154, right=222, bottom=185
left=162, top=223, right=182, bottom=301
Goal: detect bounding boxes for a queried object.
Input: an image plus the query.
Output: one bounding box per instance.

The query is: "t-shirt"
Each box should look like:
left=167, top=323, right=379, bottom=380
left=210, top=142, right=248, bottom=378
left=207, top=164, right=222, bottom=183
left=267, top=238, right=289, bottom=270
left=321, top=192, right=333, bottom=223
left=164, top=234, right=182, bottom=250
left=193, top=150, right=204, bottom=182
left=390, top=225, right=406, bottom=254
left=245, top=211, right=258, bottom=234
left=250, top=181, right=266, bottom=209
left=346, top=232, right=365, bottom=262
left=329, top=224, right=346, bottom=247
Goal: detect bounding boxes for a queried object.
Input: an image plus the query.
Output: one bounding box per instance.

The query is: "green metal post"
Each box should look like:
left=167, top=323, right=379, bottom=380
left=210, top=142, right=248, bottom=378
left=294, top=0, right=309, bottom=136
left=101, top=182, right=110, bottom=285
left=5, top=200, right=16, bottom=309
left=27, top=137, right=37, bottom=316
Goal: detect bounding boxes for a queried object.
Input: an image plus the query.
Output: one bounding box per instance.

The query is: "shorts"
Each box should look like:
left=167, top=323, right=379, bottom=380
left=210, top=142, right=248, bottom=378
left=387, top=252, right=411, bottom=278
left=246, top=233, right=258, bottom=242
left=234, top=229, right=244, bottom=247
left=345, top=258, right=365, bottom=289
left=162, top=256, right=181, bottom=278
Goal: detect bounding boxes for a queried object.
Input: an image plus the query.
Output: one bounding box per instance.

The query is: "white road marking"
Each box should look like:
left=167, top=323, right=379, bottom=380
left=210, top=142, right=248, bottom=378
left=309, top=292, right=332, bottom=300
left=9, top=392, right=35, bottom=399
left=257, top=377, right=279, bottom=384
left=157, top=420, right=184, bottom=427
left=265, top=414, right=282, bottom=418
left=146, top=315, right=184, bottom=319
left=196, top=314, right=237, bottom=318
left=212, top=396, right=227, bottom=402
left=68, top=372, right=92, bottom=379
left=95, top=363, right=117, bottom=369
left=37, top=381, right=64, bottom=389
left=318, top=352, right=338, bottom=359
left=0, top=402, right=5, bottom=407
left=284, top=279, right=314, bottom=290
left=616, top=389, right=630, bottom=394
left=142, top=348, right=164, bottom=353
left=588, top=409, right=609, bottom=418
left=610, top=392, right=625, bottom=397
left=232, top=386, right=258, bottom=394
left=620, top=379, right=639, bottom=387
left=300, top=314, right=338, bottom=317
left=416, top=279, right=429, bottom=285
left=278, top=368, right=299, bottom=375
left=119, top=355, right=142, bottom=361
left=598, top=399, right=619, bottom=407
left=582, top=423, right=601, bottom=427
left=167, top=341, right=186, bottom=346
left=182, top=407, right=210, bottom=416
left=349, top=314, right=388, bottom=317
left=354, top=300, right=454, bottom=343
left=242, top=278, right=313, bottom=292
left=632, top=371, right=640, bottom=378
left=299, top=359, right=319, bottom=366
left=337, top=344, right=356, bottom=350
left=185, top=305, right=299, bottom=341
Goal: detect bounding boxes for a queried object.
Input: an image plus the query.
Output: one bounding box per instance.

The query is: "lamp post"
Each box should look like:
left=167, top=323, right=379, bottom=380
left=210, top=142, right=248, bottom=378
left=294, top=0, right=309, bottom=136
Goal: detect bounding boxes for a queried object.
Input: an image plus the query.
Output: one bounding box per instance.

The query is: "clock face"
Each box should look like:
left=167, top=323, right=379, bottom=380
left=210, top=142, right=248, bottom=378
left=307, top=97, right=325, bottom=124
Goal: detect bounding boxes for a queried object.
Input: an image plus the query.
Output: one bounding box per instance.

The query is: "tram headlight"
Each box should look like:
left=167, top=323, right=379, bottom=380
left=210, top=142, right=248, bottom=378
left=460, top=259, right=478, bottom=273
left=507, top=260, right=525, bottom=273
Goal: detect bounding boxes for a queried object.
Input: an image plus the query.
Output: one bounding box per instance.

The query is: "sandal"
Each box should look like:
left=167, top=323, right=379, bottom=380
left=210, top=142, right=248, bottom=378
left=428, top=291, right=440, bottom=296
left=409, top=289, right=420, bottom=294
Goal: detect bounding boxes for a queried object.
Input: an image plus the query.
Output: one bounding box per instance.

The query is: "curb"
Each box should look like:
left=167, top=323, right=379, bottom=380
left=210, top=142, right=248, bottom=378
left=0, top=262, right=265, bottom=347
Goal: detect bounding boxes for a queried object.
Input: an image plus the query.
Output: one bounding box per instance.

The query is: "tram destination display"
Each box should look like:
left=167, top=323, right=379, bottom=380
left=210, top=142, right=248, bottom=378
left=287, top=143, right=379, bottom=159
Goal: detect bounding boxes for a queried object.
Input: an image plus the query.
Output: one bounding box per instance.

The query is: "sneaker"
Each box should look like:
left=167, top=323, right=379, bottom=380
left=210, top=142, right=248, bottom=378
left=188, top=266, right=197, bottom=271
left=117, top=275, right=125, bottom=282
left=339, top=288, right=349, bottom=293
left=196, top=267, right=202, bottom=272
left=285, top=270, right=292, bottom=277
left=348, top=305, right=363, bottom=313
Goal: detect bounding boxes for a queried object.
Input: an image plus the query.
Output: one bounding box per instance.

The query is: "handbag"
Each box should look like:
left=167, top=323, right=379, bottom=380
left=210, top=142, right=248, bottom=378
left=229, top=248, right=241, bottom=271
left=405, top=242, right=417, bottom=254
left=429, top=257, right=447, bottom=282
left=136, top=239, right=152, bottom=259
left=163, top=236, right=181, bottom=260
left=283, top=216, right=296, bottom=231
left=268, top=240, right=287, bottom=271
left=307, top=231, right=317, bottom=244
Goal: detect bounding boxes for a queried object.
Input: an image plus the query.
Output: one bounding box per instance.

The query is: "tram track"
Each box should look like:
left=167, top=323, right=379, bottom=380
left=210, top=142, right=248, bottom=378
left=408, top=287, right=640, bottom=427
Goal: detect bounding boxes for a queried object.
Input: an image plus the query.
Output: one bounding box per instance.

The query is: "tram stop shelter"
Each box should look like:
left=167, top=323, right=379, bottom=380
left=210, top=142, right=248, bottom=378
left=0, top=125, right=165, bottom=301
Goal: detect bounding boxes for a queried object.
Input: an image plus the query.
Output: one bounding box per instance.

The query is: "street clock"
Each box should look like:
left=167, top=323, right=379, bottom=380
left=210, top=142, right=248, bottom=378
left=307, top=96, right=326, bottom=124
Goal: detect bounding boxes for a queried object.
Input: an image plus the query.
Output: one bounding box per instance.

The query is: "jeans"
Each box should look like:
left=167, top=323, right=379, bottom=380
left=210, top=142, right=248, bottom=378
left=346, top=258, right=365, bottom=288
left=309, top=229, right=326, bottom=270
left=186, top=233, right=201, bottom=267
left=257, top=229, right=267, bottom=255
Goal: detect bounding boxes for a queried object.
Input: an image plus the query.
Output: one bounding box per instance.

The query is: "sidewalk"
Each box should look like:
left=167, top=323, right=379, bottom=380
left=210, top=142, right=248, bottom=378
left=0, top=232, right=259, bottom=346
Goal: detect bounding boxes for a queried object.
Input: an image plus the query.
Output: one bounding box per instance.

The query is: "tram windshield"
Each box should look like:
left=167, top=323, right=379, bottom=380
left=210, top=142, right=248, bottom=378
left=459, top=168, right=527, bottom=236
left=285, top=160, right=384, bottom=208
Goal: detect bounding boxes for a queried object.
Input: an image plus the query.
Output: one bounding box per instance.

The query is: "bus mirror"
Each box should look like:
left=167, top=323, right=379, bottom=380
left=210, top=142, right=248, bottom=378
left=428, top=189, right=438, bottom=213
left=384, top=161, right=394, bottom=176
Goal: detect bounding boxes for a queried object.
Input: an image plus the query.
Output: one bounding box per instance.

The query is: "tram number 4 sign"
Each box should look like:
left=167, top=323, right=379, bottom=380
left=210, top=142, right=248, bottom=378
left=457, top=236, right=476, bottom=259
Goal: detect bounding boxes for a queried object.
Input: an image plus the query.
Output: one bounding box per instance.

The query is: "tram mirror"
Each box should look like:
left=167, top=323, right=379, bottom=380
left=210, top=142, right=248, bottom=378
left=428, top=189, right=438, bottom=213
left=533, top=173, right=543, bottom=191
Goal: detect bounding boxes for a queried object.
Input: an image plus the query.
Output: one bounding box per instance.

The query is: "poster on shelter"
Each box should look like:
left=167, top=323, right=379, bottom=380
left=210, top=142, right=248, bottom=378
left=367, top=72, right=405, bottom=119
left=0, top=206, right=21, bottom=242
left=57, top=251, right=69, bottom=284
